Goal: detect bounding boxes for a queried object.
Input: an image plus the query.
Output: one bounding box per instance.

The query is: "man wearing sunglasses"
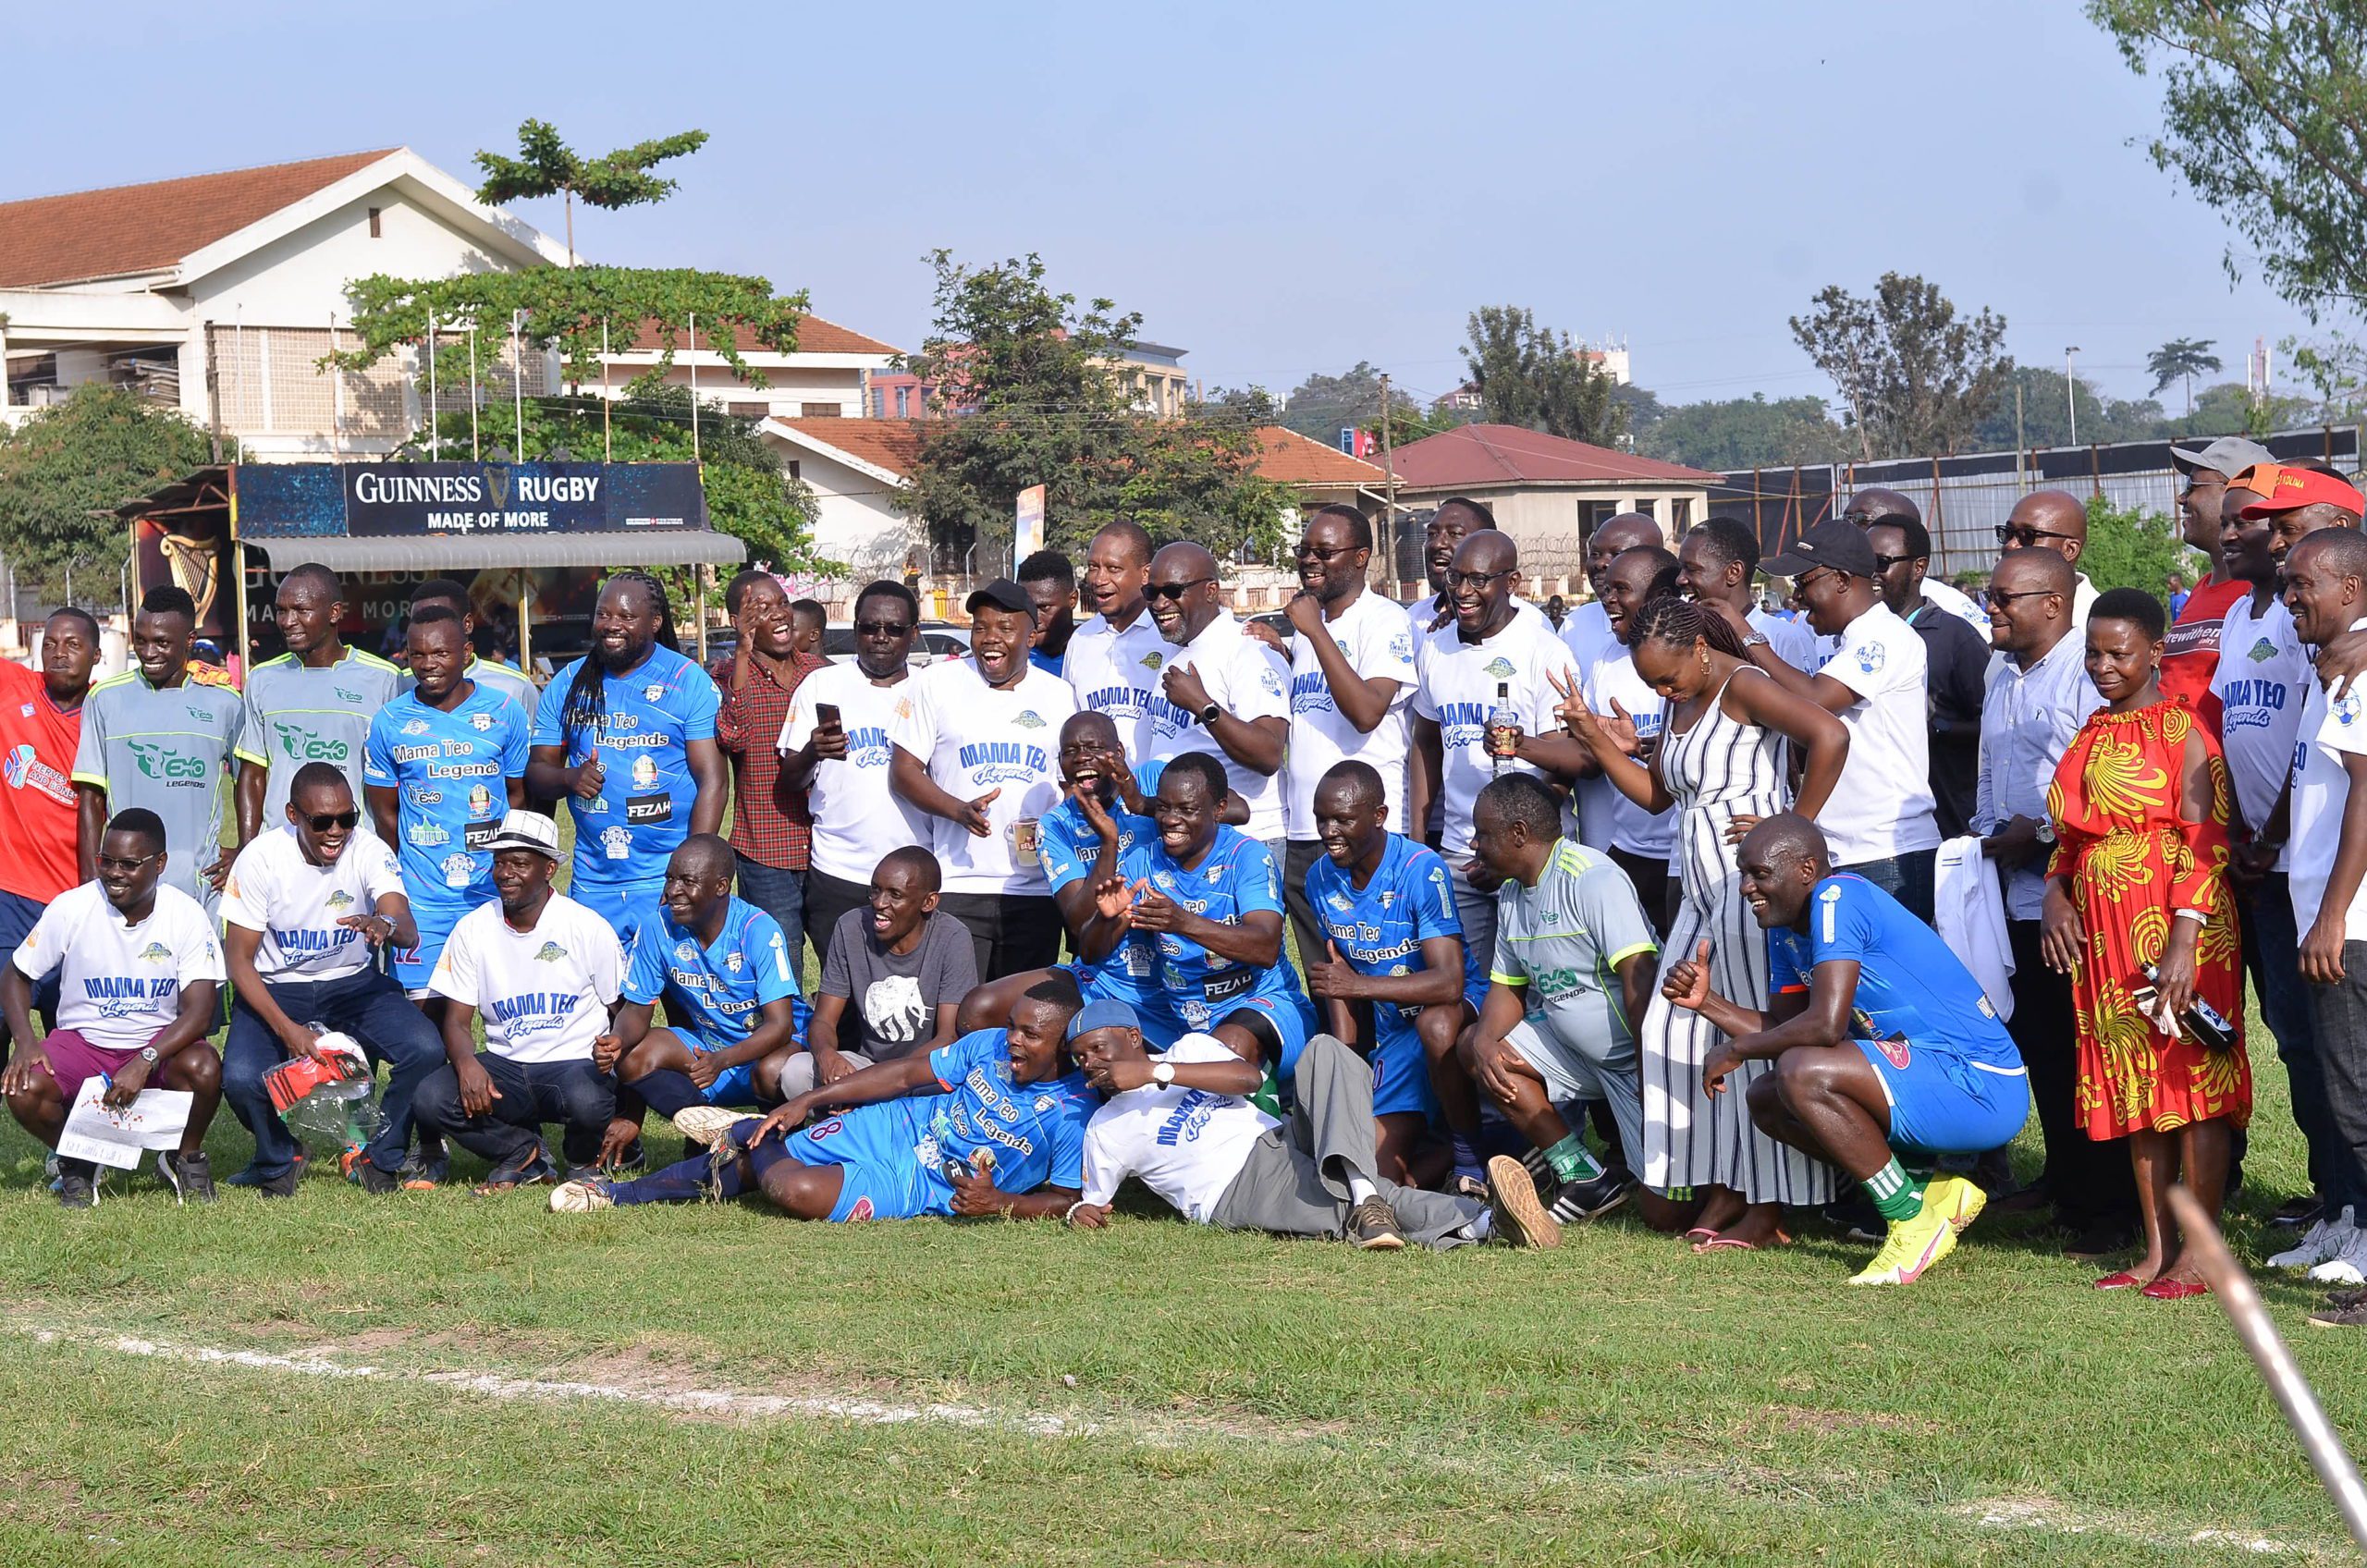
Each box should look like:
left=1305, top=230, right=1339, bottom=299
left=1140, top=542, right=1292, bottom=851
left=1993, top=491, right=2100, bottom=625
left=218, top=763, right=439, bottom=1197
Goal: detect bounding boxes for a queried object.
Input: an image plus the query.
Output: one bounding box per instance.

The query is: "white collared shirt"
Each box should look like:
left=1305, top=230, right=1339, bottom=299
left=1814, top=601, right=1940, bottom=864
left=2290, top=615, right=2367, bottom=940
left=1061, top=608, right=1167, bottom=763
left=1143, top=609, right=1292, bottom=841
left=1282, top=590, right=1417, bottom=839
left=1973, top=626, right=2103, bottom=920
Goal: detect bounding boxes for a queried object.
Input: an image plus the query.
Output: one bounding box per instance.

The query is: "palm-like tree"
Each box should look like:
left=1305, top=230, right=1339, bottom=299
left=2147, top=337, right=2223, bottom=416
left=473, top=120, right=708, bottom=268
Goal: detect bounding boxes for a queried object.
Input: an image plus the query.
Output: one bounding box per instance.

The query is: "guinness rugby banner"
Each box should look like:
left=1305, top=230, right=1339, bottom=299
left=235, top=461, right=707, bottom=538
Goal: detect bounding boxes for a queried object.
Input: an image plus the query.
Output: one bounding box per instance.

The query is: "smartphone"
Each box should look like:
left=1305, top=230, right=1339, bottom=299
left=816, top=703, right=842, bottom=729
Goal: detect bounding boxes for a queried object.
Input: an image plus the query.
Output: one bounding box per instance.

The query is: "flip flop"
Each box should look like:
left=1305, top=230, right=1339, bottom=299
left=1683, top=1225, right=1719, bottom=1244
left=2140, top=1278, right=2209, bottom=1301
left=1695, top=1229, right=1794, bottom=1253
left=2092, top=1270, right=2146, bottom=1291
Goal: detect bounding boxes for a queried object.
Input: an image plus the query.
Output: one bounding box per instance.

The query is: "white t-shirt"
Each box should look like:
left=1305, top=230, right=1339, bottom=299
left=1283, top=591, right=1418, bottom=840
left=1078, top=1033, right=1281, bottom=1221
left=780, top=662, right=927, bottom=887
left=1142, top=610, right=1292, bottom=841
left=1814, top=601, right=1940, bottom=864
left=889, top=658, right=1078, bottom=895
left=12, top=880, right=224, bottom=1054
left=1748, top=606, right=1821, bottom=674
left=1559, top=599, right=1615, bottom=674
left=219, top=824, right=407, bottom=982
left=428, top=893, right=623, bottom=1063
left=1919, top=575, right=1992, bottom=636
left=1414, top=611, right=1581, bottom=859
left=1583, top=651, right=1674, bottom=858
left=1558, top=601, right=1620, bottom=850
left=2289, top=616, right=2367, bottom=941
left=2212, top=591, right=2310, bottom=873
left=1061, top=609, right=1167, bottom=764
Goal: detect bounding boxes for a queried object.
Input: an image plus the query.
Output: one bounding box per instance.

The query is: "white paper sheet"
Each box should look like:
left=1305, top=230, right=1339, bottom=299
left=57, top=1080, right=193, bottom=1170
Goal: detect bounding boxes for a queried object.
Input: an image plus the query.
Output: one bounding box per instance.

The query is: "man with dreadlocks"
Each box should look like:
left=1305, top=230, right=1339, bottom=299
left=528, top=572, right=729, bottom=953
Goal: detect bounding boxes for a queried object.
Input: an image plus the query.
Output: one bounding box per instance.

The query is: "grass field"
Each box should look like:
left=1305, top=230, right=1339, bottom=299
left=3, top=980, right=2364, bottom=1568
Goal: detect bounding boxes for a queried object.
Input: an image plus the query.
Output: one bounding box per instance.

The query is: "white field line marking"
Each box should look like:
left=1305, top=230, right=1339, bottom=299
left=1961, top=1498, right=2297, bottom=1556
left=25, top=1327, right=1094, bottom=1439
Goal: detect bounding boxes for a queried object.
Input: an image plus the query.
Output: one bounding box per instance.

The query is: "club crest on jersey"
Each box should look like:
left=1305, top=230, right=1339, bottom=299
left=1034, top=1094, right=1057, bottom=1113
left=1483, top=656, right=1515, bottom=680
left=601, top=826, right=632, bottom=856
left=725, top=949, right=744, bottom=973
left=1013, top=710, right=1047, bottom=729
left=643, top=683, right=666, bottom=702
left=325, top=891, right=355, bottom=913
left=401, top=718, right=430, bottom=736
left=1875, top=1035, right=1912, bottom=1070
left=471, top=712, right=495, bottom=731
left=1259, top=665, right=1284, bottom=695
left=632, top=754, right=659, bottom=789
left=2249, top=638, right=2276, bottom=663
left=533, top=941, right=569, bottom=962
left=137, top=942, right=171, bottom=963
left=1853, top=642, right=1885, bottom=675
left=1140, top=651, right=1164, bottom=670
left=1378, top=890, right=1395, bottom=909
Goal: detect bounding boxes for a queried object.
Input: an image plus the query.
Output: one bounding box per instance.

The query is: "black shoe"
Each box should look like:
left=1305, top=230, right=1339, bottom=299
left=608, top=1138, right=646, bottom=1174
left=399, top=1145, right=450, bottom=1191
left=1346, top=1195, right=1405, bottom=1251
left=56, top=1168, right=96, bottom=1209
left=471, top=1144, right=557, bottom=1195
left=1824, top=1194, right=1883, bottom=1244
left=258, top=1164, right=301, bottom=1199
left=158, top=1151, right=215, bottom=1205
left=227, top=1149, right=306, bottom=1188
left=1548, top=1168, right=1633, bottom=1224
left=2273, top=1195, right=2326, bottom=1231
left=352, top=1158, right=402, bottom=1195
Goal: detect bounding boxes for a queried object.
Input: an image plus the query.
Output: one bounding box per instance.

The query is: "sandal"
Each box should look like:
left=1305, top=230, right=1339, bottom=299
left=1694, top=1228, right=1794, bottom=1253
left=471, top=1145, right=557, bottom=1197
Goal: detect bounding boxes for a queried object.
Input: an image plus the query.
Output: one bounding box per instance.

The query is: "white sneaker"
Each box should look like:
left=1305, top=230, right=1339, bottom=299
left=547, top=1179, right=613, bottom=1213
left=2270, top=1206, right=2356, bottom=1270
left=2308, top=1223, right=2367, bottom=1285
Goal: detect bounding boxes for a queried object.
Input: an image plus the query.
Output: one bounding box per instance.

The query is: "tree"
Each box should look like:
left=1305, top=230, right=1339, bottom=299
left=1270, top=361, right=1419, bottom=446
left=1637, top=393, right=1850, bottom=471
left=473, top=119, right=710, bottom=267
left=1970, top=367, right=2168, bottom=451
left=2091, top=3, right=2367, bottom=319
left=0, top=385, right=214, bottom=606
left=2145, top=337, right=2222, bottom=413
left=1461, top=306, right=1626, bottom=447
left=897, top=252, right=1288, bottom=567
left=1788, top=273, right=2011, bottom=459
left=2079, top=493, right=2198, bottom=596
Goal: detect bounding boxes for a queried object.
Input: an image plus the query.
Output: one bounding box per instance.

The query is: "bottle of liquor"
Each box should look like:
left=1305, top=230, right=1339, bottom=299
left=2136, top=963, right=2237, bottom=1052
left=1484, top=680, right=1520, bottom=771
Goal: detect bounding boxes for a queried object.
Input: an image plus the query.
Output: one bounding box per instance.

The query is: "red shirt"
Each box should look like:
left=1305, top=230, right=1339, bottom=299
left=2161, top=576, right=2248, bottom=736
left=710, top=648, right=828, bottom=871
left=0, top=662, right=84, bottom=902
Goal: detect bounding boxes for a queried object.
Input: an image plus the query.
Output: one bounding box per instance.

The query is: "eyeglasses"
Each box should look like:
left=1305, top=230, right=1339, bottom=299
left=1793, top=566, right=1836, bottom=594
left=1294, top=543, right=1361, bottom=562
left=853, top=619, right=913, bottom=637
left=305, top=809, right=362, bottom=832
left=1870, top=554, right=1920, bottom=571
left=1987, top=587, right=2061, bottom=606
left=1446, top=569, right=1516, bottom=592
left=1145, top=578, right=1213, bottom=602
left=1994, top=525, right=2080, bottom=546
left=95, top=851, right=160, bottom=875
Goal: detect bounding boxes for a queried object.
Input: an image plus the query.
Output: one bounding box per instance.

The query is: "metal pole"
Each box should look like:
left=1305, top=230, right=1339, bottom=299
left=427, top=316, right=439, bottom=460
left=688, top=312, right=700, bottom=463
left=602, top=319, right=613, bottom=463
left=467, top=322, right=480, bottom=461
left=512, top=310, right=526, bottom=460
left=518, top=581, right=534, bottom=681
left=2065, top=346, right=2081, bottom=447
left=2166, top=1186, right=2367, bottom=1551
left=1379, top=371, right=1398, bottom=594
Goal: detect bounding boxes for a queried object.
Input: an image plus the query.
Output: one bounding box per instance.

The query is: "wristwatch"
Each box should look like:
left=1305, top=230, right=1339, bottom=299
left=1742, top=632, right=1771, bottom=650
left=1198, top=701, right=1223, bottom=728
left=139, top=1046, right=159, bottom=1065
left=1151, top=1060, right=1176, bottom=1087
left=2036, top=819, right=2056, bottom=845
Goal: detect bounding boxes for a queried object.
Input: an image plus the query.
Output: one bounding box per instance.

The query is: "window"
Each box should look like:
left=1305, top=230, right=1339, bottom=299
left=366, top=207, right=382, bottom=239
left=800, top=402, right=840, bottom=417
left=728, top=401, right=766, bottom=418
left=1671, top=498, right=1692, bottom=529
left=894, top=386, right=910, bottom=418
left=786, top=460, right=801, bottom=481
left=1629, top=499, right=1655, bottom=521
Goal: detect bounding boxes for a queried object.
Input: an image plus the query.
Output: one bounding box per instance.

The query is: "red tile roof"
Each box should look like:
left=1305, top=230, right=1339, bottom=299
left=0, top=150, right=396, bottom=288
left=629, top=313, right=899, bottom=357
left=1387, top=423, right=1720, bottom=488
left=1250, top=424, right=1389, bottom=487
left=771, top=417, right=923, bottom=475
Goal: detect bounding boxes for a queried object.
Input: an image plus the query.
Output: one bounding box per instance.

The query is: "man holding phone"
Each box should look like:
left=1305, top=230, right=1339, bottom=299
left=781, top=581, right=929, bottom=972
left=713, top=570, right=827, bottom=971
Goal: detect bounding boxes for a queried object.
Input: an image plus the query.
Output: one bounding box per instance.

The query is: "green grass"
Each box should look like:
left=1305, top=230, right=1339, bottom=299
left=1, top=990, right=2362, bottom=1567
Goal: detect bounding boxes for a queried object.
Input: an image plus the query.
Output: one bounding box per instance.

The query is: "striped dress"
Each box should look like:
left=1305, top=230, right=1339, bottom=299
left=1638, top=670, right=1840, bottom=1205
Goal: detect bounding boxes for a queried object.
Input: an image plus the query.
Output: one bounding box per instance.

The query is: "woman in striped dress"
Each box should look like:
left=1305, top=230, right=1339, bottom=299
left=1558, top=596, right=1850, bottom=1248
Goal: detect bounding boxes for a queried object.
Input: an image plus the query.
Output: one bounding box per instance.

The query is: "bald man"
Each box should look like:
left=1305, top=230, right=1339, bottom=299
left=1996, top=492, right=2100, bottom=624
left=1564, top=511, right=1662, bottom=850
left=1840, top=490, right=1987, bottom=636
left=1141, top=542, right=1292, bottom=849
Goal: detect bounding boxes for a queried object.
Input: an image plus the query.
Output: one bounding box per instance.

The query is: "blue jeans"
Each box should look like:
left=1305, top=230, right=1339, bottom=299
left=2252, top=875, right=2346, bottom=1206
left=735, top=853, right=807, bottom=972
left=222, top=966, right=445, bottom=1179
left=412, top=1053, right=617, bottom=1171
left=1837, top=847, right=1937, bottom=926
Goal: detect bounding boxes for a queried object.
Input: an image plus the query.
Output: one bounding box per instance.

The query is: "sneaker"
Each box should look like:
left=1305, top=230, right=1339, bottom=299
left=2270, top=1207, right=2356, bottom=1271
left=1927, top=1174, right=1990, bottom=1233
left=1849, top=1182, right=1974, bottom=1286
left=400, top=1141, right=450, bottom=1191
left=471, top=1145, right=557, bottom=1195
left=257, top=1164, right=301, bottom=1200
left=549, top=1177, right=615, bottom=1213
left=1346, top=1195, right=1405, bottom=1250
left=56, top=1169, right=96, bottom=1209
left=2308, top=1225, right=2367, bottom=1286
left=608, top=1138, right=646, bottom=1175
left=227, top=1149, right=306, bottom=1188
left=2308, top=1293, right=2367, bottom=1329
left=1548, top=1168, right=1633, bottom=1225
left=1825, top=1193, right=1884, bottom=1244
left=157, top=1151, right=215, bottom=1206
left=2273, top=1194, right=2326, bottom=1231
left=672, top=1106, right=749, bottom=1148
left=351, top=1158, right=402, bottom=1195
left=1483, top=1154, right=1562, bottom=1250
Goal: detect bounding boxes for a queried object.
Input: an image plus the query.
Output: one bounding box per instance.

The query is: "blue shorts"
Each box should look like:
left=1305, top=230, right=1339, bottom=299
left=569, top=875, right=666, bottom=956
left=1222, top=989, right=1316, bottom=1081
left=392, top=902, right=466, bottom=994
left=671, top=1030, right=762, bottom=1109
left=1856, top=1036, right=2030, bottom=1158
left=0, top=889, right=59, bottom=1017
left=780, top=1099, right=952, bottom=1221
left=1370, top=1018, right=1441, bottom=1121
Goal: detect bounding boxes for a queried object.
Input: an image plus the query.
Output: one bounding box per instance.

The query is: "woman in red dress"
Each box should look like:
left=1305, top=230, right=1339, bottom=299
left=2042, top=588, right=2248, bottom=1299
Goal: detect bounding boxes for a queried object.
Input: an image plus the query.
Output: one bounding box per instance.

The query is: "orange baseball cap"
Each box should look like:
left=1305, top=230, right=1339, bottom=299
left=2232, top=463, right=2365, bottom=517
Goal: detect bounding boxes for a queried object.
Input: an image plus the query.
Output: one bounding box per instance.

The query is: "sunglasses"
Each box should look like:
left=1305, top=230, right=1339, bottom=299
left=305, top=809, right=362, bottom=832
left=1145, top=578, right=1213, bottom=602
left=1987, top=587, right=2061, bottom=606
left=1294, top=543, right=1361, bottom=562
left=853, top=619, right=913, bottom=637
left=1870, top=554, right=1920, bottom=571
left=95, top=851, right=161, bottom=875
left=1994, top=525, right=2079, bottom=545
left=1446, top=569, right=1516, bottom=592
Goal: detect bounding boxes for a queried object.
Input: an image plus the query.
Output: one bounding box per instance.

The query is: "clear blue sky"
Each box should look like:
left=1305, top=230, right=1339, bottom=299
left=3, top=1, right=2314, bottom=414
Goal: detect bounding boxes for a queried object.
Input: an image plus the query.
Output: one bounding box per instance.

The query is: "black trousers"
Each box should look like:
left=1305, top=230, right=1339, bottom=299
left=938, top=890, right=1063, bottom=983
left=412, top=1053, right=616, bottom=1172
left=1282, top=840, right=1328, bottom=972
left=805, top=867, right=873, bottom=975
left=2006, top=919, right=2136, bottom=1226
left=1608, top=846, right=1674, bottom=943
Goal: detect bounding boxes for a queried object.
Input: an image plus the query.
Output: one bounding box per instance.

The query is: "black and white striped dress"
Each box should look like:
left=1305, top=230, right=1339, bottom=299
left=1639, top=669, right=1840, bottom=1204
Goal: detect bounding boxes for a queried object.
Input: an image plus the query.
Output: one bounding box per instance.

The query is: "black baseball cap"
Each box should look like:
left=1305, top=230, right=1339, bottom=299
left=1760, top=521, right=1879, bottom=580
left=964, top=577, right=1035, bottom=618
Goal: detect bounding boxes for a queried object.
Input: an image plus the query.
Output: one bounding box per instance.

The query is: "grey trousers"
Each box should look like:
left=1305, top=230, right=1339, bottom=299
left=1208, top=1034, right=1483, bottom=1248
left=1452, top=868, right=1499, bottom=977
left=776, top=1048, right=875, bottom=1100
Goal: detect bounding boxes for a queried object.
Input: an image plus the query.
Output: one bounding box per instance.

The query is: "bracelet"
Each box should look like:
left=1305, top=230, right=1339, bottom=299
left=1063, top=1199, right=1088, bottom=1226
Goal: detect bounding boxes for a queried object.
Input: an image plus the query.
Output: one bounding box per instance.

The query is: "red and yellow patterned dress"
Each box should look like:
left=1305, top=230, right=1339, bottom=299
left=2045, top=697, right=2249, bottom=1137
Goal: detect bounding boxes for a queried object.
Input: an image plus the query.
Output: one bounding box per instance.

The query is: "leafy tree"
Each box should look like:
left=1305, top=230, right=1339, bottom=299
left=473, top=119, right=710, bottom=267
left=1461, top=306, right=1626, bottom=446
left=2079, top=493, right=2199, bottom=596
left=1788, top=273, right=2011, bottom=459
left=1638, top=393, right=1850, bottom=471
left=897, top=252, right=1288, bottom=566
left=2090, top=3, right=2367, bottom=318
left=0, top=385, right=215, bottom=606
left=1269, top=361, right=1419, bottom=446
left=1611, top=383, right=1664, bottom=448
left=1971, top=367, right=2168, bottom=450
left=2146, top=337, right=2222, bottom=413
left=1196, top=385, right=1278, bottom=422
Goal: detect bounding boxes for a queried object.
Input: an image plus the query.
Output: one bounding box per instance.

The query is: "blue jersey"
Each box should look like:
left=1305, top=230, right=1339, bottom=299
left=921, top=1029, right=1097, bottom=1191
left=1115, top=824, right=1306, bottom=1036
left=362, top=681, right=531, bottom=912
left=532, top=644, right=719, bottom=885
left=623, top=895, right=808, bottom=1049
left=1766, top=875, right=2021, bottom=1073
left=1306, top=831, right=1482, bottom=1023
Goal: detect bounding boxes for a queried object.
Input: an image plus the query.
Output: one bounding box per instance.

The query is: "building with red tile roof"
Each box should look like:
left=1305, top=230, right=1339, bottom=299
left=1386, top=423, right=1722, bottom=559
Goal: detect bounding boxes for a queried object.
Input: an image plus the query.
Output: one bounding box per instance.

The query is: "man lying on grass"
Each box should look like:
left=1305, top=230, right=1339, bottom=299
left=1064, top=998, right=1558, bottom=1250
left=550, top=972, right=1097, bottom=1221
left=1658, top=814, right=2030, bottom=1285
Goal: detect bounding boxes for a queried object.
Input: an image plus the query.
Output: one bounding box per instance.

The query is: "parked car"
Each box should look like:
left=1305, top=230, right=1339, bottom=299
left=822, top=620, right=971, bottom=667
